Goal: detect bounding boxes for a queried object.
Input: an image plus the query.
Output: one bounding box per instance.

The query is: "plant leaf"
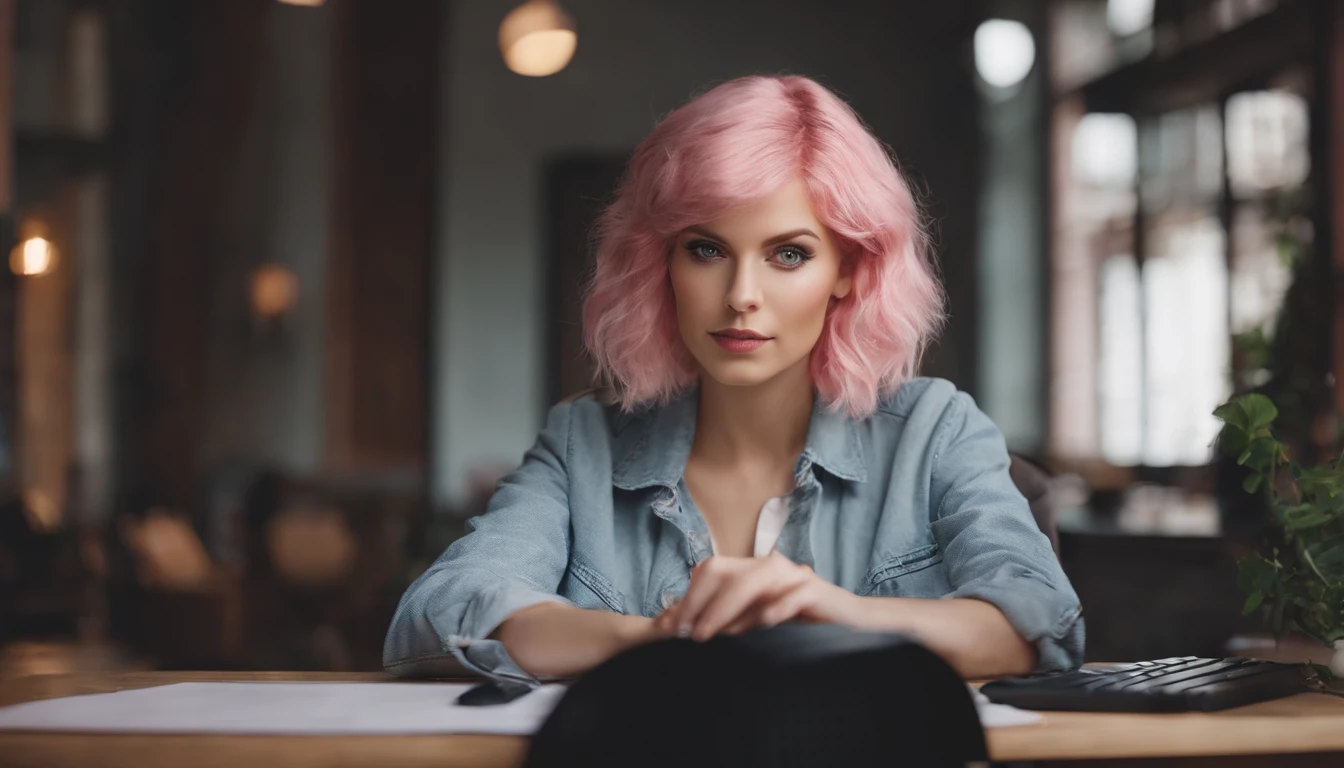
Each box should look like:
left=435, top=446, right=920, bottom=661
left=1307, top=541, right=1344, bottom=581
left=1243, top=474, right=1264, bottom=494
left=1278, top=504, right=1333, bottom=530
left=1239, top=436, right=1283, bottom=475
left=1311, top=663, right=1336, bottom=682
left=1241, top=394, right=1279, bottom=433
left=1238, top=555, right=1279, bottom=597
left=1214, top=401, right=1250, bottom=431
left=1221, top=426, right=1250, bottom=456
left=1295, top=467, right=1344, bottom=499
left=1242, top=590, right=1265, bottom=615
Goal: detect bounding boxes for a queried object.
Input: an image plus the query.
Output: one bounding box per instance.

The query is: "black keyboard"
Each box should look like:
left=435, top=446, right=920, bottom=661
left=979, top=656, right=1310, bottom=712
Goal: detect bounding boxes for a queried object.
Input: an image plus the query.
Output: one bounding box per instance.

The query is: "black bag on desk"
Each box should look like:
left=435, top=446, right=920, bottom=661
left=524, top=623, right=987, bottom=768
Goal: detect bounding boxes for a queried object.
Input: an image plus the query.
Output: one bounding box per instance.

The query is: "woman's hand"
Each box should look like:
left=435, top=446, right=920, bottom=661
left=493, top=603, right=669, bottom=679
left=654, top=553, right=860, bottom=641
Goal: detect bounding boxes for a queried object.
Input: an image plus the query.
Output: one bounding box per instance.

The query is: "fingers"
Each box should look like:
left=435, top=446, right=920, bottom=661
left=686, top=555, right=811, bottom=641
left=660, top=556, right=743, bottom=638
left=653, top=600, right=685, bottom=637
left=720, top=579, right=814, bottom=635
left=652, top=593, right=682, bottom=636
left=756, top=580, right=818, bottom=627
left=651, top=555, right=822, bottom=641
left=720, top=602, right=768, bottom=636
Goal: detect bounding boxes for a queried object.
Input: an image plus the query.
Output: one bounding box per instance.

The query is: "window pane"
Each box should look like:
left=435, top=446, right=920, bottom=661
left=1051, top=1, right=1120, bottom=91
left=1073, top=113, right=1138, bottom=190
left=1098, top=254, right=1143, bottom=464
left=1226, top=90, right=1308, bottom=198
left=1211, top=0, right=1279, bottom=32
left=1142, top=215, right=1230, bottom=465
left=1139, top=106, right=1223, bottom=212
left=1051, top=106, right=1137, bottom=461
left=1230, top=203, right=1294, bottom=337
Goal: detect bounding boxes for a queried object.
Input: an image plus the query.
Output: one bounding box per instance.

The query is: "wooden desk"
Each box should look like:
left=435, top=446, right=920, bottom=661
left=1, top=670, right=1342, bottom=767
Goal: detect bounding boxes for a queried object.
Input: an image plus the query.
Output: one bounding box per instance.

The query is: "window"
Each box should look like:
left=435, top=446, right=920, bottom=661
left=1047, top=2, right=1307, bottom=475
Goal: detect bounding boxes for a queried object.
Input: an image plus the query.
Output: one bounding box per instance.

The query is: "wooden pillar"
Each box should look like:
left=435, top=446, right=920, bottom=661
left=1319, top=0, right=1344, bottom=456
left=0, top=0, right=15, bottom=491
left=0, top=0, right=13, bottom=215
left=140, top=0, right=268, bottom=508
left=324, top=0, right=438, bottom=473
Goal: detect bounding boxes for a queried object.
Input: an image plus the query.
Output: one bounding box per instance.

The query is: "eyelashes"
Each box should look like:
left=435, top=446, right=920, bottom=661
left=685, top=240, right=724, bottom=261
left=683, top=239, right=814, bottom=269
left=773, top=245, right=812, bottom=268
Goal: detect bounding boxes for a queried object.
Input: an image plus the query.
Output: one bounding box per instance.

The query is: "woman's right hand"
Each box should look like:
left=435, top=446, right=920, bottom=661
left=494, top=603, right=672, bottom=679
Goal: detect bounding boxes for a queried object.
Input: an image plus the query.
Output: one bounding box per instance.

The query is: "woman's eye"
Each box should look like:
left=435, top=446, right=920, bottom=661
left=687, top=241, right=723, bottom=260
left=774, top=246, right=811, bottom=268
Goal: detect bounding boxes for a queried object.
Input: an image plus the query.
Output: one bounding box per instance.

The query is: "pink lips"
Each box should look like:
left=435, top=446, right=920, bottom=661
left=711, top=328, right=771, bottom=353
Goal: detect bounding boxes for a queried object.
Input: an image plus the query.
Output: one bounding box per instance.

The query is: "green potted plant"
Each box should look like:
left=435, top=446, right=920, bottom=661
left=1214, top=394, right=1344, bottom=684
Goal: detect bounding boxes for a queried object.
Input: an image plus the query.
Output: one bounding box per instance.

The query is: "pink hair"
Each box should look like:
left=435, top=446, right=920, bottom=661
left=582, top=75, right=946, bottom=419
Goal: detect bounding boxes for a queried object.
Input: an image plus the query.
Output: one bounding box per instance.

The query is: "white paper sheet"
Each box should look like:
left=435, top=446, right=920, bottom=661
left=0, top=682, right=568, bottom=735
left=970, top=685, right=1044, bottom=728
left=0, top=680, right=1042, bottom=735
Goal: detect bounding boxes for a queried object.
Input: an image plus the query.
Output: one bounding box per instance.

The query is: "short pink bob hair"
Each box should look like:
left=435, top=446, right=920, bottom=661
left=582, top=75, right=945, bottom=419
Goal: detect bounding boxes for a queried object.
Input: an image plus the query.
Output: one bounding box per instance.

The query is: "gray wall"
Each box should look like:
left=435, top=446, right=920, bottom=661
left=434, top=0, right=980, bottom=507
left=977, top=64, right=1047, bottom=454
left=975, top=1, right=1050, bottom=455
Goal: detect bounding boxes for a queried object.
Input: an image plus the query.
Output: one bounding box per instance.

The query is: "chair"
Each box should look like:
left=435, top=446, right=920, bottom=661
left=1009, top=453, right=1060, bottom=557
left=240, top=471, right=424, bottom=671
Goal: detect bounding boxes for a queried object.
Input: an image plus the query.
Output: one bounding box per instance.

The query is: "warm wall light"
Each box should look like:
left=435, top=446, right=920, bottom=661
left=499, top=0, right=577, bottom=77
left=10, top=236, right=56, bottom=277
left=250, top=263, right=299, bottom=320
left=277, top=0, right=325, bottom=6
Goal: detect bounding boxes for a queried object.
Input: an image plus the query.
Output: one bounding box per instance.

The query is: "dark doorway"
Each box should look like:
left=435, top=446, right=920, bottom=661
left=543, top=156, right=627, bottom=408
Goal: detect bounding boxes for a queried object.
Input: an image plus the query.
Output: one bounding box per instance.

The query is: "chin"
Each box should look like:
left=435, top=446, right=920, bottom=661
left=697, top=359, right=787, bottom=389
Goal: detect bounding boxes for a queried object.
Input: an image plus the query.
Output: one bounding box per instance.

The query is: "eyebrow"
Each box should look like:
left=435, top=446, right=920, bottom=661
left=683, top=225, right=821, bottom=247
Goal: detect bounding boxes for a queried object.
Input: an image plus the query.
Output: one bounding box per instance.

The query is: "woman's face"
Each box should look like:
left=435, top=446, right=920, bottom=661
left=669, top=179, right=851, bottom=391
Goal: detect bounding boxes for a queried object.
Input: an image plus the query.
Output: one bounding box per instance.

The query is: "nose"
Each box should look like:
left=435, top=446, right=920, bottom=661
left=725, top=258, right=761, bottom=313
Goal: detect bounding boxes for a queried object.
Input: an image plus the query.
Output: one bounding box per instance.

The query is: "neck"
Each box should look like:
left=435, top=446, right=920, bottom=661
left=692, top=358, right=814, bottom=470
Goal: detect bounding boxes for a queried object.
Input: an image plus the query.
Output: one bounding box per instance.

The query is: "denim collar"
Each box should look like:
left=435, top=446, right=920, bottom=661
left=610, top=387, right=867, bottom=491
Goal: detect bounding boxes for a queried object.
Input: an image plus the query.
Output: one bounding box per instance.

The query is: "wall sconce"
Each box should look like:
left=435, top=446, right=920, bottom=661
left=250, top=263, right=299, bottom=321
left=9, top=218, right=58, bottom=277
left=499, top=0, right=577, bottom=77
left=276, top=0, right=325, bottom=6
left=973, top=19, right=1036, bottom=90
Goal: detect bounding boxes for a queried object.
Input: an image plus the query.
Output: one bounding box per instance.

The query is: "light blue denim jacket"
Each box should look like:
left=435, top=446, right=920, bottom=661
left=384, top=377, right=1084, bottom=683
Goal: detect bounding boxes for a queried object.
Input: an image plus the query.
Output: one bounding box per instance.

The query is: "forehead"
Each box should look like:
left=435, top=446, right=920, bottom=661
left=692, top=179, right=822, bottom=238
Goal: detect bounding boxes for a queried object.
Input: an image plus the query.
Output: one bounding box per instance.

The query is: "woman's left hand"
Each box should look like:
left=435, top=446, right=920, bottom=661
left=653, top=552, right=861, bottom=641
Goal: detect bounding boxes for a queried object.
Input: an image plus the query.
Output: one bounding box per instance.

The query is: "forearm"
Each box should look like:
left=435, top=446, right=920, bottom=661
left=842, top=596, right=1036, bottom=679
left=492, top=602, right=660, bottom=679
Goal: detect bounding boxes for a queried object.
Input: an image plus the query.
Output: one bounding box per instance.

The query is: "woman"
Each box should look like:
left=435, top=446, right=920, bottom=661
left=384, top=75, right=1083, bottom=685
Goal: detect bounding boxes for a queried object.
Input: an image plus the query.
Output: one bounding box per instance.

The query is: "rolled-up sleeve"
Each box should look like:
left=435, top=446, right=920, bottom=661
left=929, top=392, right=1085, bottom=672
left=383, top=402, right=577, bottom=684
